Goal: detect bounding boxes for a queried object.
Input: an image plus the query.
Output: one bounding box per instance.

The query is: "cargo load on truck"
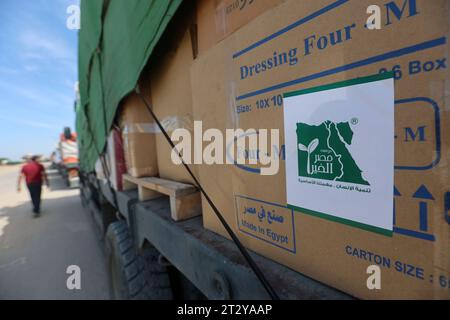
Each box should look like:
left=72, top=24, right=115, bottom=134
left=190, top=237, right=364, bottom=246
left=76, top=0, right=450, bottom=300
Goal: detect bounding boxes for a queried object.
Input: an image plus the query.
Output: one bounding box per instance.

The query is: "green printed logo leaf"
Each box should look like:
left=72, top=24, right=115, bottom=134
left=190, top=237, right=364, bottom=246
left=298, top=139, right=319, bottom=175
left=296, top=121, right=370, bottom=185
left=298, top=143, right=308, bottom=152
left=308, top=138, right=319, bottom=154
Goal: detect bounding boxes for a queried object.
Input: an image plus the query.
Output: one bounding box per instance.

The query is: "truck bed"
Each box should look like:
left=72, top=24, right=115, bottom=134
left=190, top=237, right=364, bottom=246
left=97, top=181, right=352, bottom=300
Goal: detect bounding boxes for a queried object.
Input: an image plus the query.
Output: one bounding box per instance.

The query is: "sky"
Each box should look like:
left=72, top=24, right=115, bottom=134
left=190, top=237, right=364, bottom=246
left=0, top=0, right=79, bottom=160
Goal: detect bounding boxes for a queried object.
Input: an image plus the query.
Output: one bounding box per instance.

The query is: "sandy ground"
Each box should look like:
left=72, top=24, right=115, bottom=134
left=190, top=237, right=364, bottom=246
left=0, top=164, right=22, bottom=176
left=0, top=164, right=110, bottom=299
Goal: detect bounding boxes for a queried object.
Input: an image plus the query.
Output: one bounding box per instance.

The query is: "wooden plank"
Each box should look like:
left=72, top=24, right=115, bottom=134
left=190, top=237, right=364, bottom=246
left=123, top=174, right=144, bottom=184
left=122, top=173, right=201, bottom=221
left=138, top=185, right=161, bottom=201
left=170, top=192, right=202, bottom=221
left=122, top=175, right=138, bottom=191
left=138, top=177, right=197, bottom=197
left=123, top=174, right=197, bottom=197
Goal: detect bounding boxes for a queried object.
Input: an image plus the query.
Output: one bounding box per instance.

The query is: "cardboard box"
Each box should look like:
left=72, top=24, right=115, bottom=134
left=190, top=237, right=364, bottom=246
left=107, top=128, right=126, bottom=191
left=191, top=0, right=450, bottom=299
left=197, top=0, right=285, bottom=54
left=94, top=128, right=126, bottom=191
left=120, top=92, right=159, bottom=178
left=149, top=13, right=198, bottom=185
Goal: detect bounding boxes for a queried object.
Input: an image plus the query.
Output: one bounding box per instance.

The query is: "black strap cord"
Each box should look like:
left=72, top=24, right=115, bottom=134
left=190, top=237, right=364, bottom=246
left=135, top=86, right=280, bottom=300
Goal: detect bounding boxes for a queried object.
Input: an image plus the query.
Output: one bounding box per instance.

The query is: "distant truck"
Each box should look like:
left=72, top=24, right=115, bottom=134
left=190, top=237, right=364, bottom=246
left=57, top=127, right=79, bottom=188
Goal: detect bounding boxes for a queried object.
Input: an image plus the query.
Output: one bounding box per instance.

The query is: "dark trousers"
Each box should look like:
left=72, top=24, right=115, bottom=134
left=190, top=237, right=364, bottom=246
left=27, top=183, right=42, bottom=213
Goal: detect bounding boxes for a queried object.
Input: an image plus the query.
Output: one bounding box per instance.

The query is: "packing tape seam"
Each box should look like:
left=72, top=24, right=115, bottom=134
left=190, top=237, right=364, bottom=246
left=122, top=116, right=194, bottom=134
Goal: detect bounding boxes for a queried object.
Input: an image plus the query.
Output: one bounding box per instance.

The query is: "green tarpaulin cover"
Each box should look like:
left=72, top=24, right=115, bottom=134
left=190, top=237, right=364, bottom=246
left=76, top=0, right=182, bottom=171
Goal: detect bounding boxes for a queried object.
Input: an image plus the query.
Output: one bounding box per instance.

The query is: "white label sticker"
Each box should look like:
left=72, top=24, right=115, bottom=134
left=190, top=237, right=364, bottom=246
left=283, top=75, right=394, bottom=234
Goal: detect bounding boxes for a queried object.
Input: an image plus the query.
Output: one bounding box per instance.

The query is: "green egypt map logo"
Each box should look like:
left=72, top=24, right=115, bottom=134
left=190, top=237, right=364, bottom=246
left=297, top=120, right=370, bottom=186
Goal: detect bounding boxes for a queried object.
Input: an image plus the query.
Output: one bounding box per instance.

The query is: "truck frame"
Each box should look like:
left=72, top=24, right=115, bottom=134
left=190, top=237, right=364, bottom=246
left=79, top=171, right=352, bottom=300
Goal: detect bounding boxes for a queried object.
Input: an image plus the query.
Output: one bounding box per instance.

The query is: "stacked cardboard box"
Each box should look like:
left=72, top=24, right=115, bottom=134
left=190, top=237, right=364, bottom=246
left=149, top=23, right=197, bottom=184
left=191, top=0, right=450, bottom=299
left=108, top=128, right=126, bottom=191
left=127, top=0, right=281, bottom=184
left=94, top=128, right=126, bottom=191
left=197, top=0, right=285, bottom=54
left=120, top=91, right=159, bottom=178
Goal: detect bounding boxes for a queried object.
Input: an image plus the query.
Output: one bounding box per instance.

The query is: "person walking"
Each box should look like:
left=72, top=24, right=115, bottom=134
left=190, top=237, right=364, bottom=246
left=17, top=156, right=49, bottom=216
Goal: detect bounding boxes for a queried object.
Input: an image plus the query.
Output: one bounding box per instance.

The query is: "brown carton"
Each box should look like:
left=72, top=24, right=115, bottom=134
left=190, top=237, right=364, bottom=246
left=120, top=92, right=158, bottom=178
left=191, top=0, right=450, bottom=299
left=149, top=11, right=198, bottom=184
left=197, top=0, right=285, bottom=54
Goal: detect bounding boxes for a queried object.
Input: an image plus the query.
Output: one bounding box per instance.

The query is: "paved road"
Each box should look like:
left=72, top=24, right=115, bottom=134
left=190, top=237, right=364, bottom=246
left=0, top=165, right=110, bottom=299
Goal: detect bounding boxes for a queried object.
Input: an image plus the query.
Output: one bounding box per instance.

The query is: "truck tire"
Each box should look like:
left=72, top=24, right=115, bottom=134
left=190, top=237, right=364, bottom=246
left=80, top=191, right=87, bottom=208
left=140, top=247, right=173, bottom=300
left=98, top=194, right=118, bottom=241
left=106, top=221, right=151, bottom=300
left=105, top=221, right=174, bottom=300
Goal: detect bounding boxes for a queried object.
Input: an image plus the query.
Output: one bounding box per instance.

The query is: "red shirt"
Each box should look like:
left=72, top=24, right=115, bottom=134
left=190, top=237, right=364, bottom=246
left=21, top=161, right=45, bottom=185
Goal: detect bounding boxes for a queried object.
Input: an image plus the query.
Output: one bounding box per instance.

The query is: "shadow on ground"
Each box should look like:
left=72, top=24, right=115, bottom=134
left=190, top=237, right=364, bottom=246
left=0, top=185, right=110, bottom=299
